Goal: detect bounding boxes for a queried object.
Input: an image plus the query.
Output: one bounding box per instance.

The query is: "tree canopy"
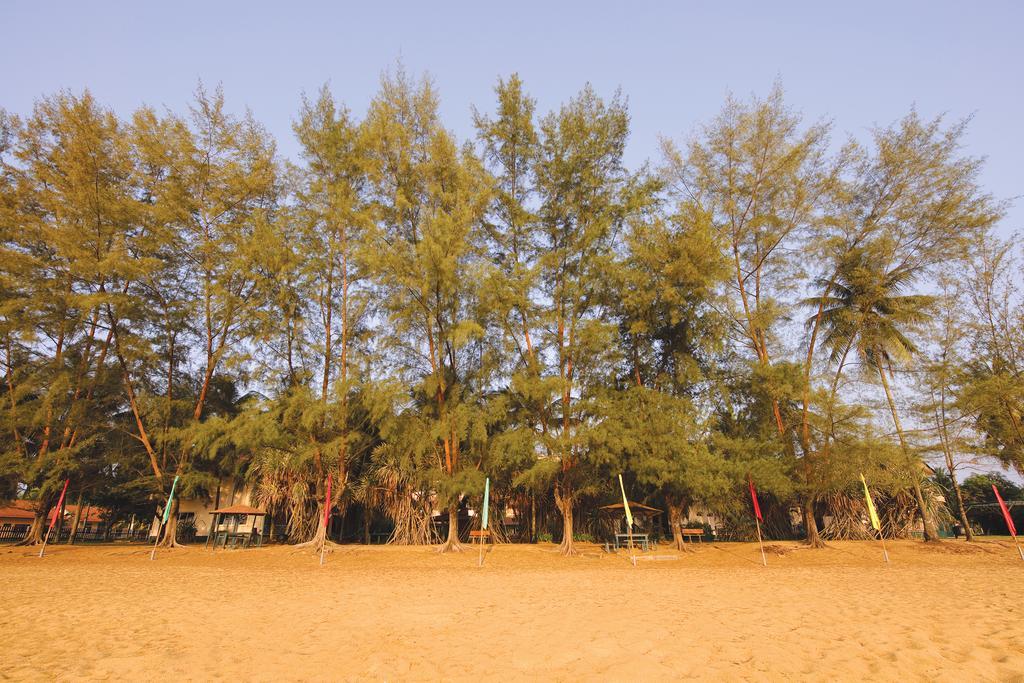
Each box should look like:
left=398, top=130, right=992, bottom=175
left=0, top=73, right=1014, bottom=551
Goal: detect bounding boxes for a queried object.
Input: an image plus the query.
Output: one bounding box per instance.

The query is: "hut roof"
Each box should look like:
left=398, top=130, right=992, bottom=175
left=65, top=504, right=105, bottom=523
left=0, top=503, right=36, bottom=520
left=211, top=504, right=267, bottom=515
left=599, top=501, right=662, bottom=516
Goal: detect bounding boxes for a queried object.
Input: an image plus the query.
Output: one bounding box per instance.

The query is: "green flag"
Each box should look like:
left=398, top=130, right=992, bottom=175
left=618, top=474, right=633, bottom=528
left=481, top=477, right=490, bottom=530
left=161, top=475, right=180, bottom=525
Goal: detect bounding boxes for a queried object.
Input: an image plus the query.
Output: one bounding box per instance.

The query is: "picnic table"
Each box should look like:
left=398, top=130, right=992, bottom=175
left=212, top=529, right=262, bottom=549
left=614, top=533, right=651, bottom=551
left=205, top=505, right=267, bottom=551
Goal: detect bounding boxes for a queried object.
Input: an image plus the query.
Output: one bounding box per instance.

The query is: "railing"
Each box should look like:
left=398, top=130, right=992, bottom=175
left=0, top=525, right=31, bottom=542
left=0, top=525, right=150, bottom=544
left=58, top=528, right=150, bottom=543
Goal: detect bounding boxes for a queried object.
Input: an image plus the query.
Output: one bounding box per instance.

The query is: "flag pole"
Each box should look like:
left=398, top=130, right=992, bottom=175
left=39, top=479, right=69, bottom=559
left=860, top=474, right=887, bottom=564
left=320, top=473, right=332, bottom=566
left=618, top=475, right=636, bottom=567
left=992, top=485, right=1023, bottom=561
left=479, top=477, right=490, bottom=568
left=755, top=516, right=767, bottom=566
left=748, top=476, right=766, bottom=567
left=149, top=521, right=163, bottom=561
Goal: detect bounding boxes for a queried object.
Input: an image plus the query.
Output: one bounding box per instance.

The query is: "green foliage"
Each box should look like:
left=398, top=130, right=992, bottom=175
left=0, top=75, right=1011, bottom=548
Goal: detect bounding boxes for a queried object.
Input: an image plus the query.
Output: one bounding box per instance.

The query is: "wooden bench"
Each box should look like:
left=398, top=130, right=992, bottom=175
left=681, top=528, right=705, bottom=543
left=470, top=529, right=491, bottom=555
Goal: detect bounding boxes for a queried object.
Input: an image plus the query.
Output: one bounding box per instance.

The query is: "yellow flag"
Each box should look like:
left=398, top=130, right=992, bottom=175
left=618, top=474, right=633, bottom=528
left=860, top=474, right=881, bottom=531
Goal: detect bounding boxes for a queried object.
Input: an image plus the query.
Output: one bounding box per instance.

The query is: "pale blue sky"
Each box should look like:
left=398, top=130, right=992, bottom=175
left=2, top=1, right=1021, bottom=232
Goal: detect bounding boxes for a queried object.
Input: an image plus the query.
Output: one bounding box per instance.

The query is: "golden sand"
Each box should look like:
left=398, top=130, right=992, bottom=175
left=2, top=540, right=1023, bottom=681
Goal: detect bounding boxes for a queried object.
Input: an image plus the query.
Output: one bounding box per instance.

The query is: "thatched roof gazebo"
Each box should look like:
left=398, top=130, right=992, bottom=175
left=599, top=501, right=662, bottom=532
left=205, top=504, right=267, bottom=550
left=599, top=501, right=663, bottom=517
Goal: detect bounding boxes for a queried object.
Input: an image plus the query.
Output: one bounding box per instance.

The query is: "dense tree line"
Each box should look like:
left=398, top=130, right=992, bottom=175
left=1, top=70, right=1019, bottom=553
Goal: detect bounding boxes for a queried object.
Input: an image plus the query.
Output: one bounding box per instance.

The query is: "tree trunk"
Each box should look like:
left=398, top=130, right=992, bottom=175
left=554, top=483, right=578, bottom=556
left=51, top=494, right=67, bottom=542
left=937, top=392, right=974, bottom=541
left=950, top=473, right=974, bottom=542
left=157, top=497, right=184, bottom=548
left=18, top=508, right=48, bottom=546
left=436, top=505, right=463, bottom=553
left=939, top=427, right=974, bottom=541
left=910, top=478, right=941, bottom=541
left=294, top=502, right=338, bottom=554
left=310, top=513, right=327, bottom=547
left=17, top=486, right=62, bottom=546
left=803, top=498, right=825, bottom=548
left=878, top=365, right=941, bottom=542
left=530, top=492, right=537, bottom=544
left=667, top=499, right=687, bottom=550
left=68, top=489, right=84, bottom=544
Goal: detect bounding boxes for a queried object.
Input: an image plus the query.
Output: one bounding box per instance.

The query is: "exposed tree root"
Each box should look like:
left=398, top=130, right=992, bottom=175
left=762, top=543, right=800, bottom=557
left=435, top=507, right=463, bottom=553
left=156, top=532, right=187, bottom=549
left=436, top=538, right=464, bottom=553
left=292, top=538, right=342, bottom=555
left=557, top=539, right=581, bottom=556
left=14, top=516, right=46, bottom=546
left=801, top=536, right=829, bottom=549
left=149, top=543, right=188, bottom=555
left=292, top=517, right=341, bottom=555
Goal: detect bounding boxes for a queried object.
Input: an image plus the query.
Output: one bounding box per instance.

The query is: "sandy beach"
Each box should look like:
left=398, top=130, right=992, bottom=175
left=2, top=540, right=1023, bottom=681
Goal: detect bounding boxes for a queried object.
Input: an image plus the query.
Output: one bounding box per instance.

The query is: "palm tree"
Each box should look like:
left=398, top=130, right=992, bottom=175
left=808, top=248, right=941, bottom=541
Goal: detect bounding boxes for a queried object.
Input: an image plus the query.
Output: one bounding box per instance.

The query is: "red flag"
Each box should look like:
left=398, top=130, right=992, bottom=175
left=323, top=473, right=333, bottom=528
left=993, top=484, right=1017, bottom=537
left=748, top=476, right=763, bottom=522
left=48, top=479, right=70, bottom=532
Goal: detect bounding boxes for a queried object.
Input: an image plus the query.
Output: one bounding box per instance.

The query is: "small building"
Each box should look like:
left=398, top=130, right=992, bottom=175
left=64, top=504, right=106, bottom=534
left=150, top=481, right=267, bottom=541
left=206, top=504, right=268, bottom=548
left=685, top=504, right=722, bottom=537
left=0, top=501, right=36, bottom=541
